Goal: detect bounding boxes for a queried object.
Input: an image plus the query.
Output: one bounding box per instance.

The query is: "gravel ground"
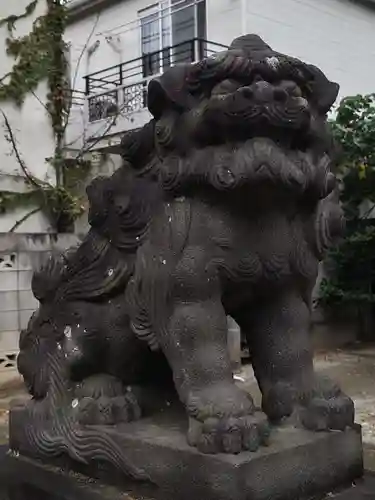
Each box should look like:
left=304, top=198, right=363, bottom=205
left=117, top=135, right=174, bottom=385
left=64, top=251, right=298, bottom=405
left=237, top=347, right=375, bottom=445
left=0, top=373, right=28, bottom=443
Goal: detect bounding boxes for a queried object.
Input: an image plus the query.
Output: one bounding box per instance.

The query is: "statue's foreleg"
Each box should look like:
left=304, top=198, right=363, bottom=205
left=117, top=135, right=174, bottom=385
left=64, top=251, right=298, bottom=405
left=237, top=290, right=354, bottom=431
left=153, top=246, right=269, bottom=454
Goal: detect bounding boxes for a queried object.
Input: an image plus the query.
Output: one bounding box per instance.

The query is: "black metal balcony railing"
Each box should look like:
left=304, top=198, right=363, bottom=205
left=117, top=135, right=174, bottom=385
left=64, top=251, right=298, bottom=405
left=66, top=89, right=86, bottom=107
left=83, top=38, right=228, bottom=123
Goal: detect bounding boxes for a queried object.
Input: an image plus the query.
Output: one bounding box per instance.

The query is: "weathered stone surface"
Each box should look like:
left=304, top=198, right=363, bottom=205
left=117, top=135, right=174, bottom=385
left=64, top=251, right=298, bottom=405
left=0, top=451, right=371, bottom=500
left=0, top=447, right=140, bottom=500
left=8, top=405, right=362, bottom=500
left=6, top=32, right=364, bottom=500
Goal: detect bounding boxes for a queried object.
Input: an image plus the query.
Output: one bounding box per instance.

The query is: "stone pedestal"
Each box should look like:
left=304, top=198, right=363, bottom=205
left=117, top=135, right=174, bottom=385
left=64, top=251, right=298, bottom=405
left=8, top=404, right=364, bottom=500
left=0, top=451, right=373, bottom=500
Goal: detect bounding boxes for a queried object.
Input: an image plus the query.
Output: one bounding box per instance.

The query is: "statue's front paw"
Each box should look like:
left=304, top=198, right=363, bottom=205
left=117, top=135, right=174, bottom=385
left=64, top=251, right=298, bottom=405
left=186, top=383, right=270, bottom=454
left=188, top=413, right=270, bottom=454
left=300, top=393, right=354, bottom=431
left=186, top=383, right=255, bottom=421
left=299, top=377, right=354, bottom=431
left=262, top=376, right=355, bottom=432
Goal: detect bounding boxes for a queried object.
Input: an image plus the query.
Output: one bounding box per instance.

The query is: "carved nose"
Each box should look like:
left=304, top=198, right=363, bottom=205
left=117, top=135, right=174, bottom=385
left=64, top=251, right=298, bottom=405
left=242, top=81, right=289, bottom=103
left=239, top=80, right=302, bottom=103
left=239, top=81, right=274, bottom=102
left=239, top=86, right=254, bottom=99
left=279, top=80, right=302, bottom=98
left=252, top=81, right=274, bottom=102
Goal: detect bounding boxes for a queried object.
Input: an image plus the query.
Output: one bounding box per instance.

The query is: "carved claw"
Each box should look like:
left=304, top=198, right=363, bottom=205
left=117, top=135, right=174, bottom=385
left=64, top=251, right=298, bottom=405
left=188, top=413, right=270, bottom=454
left=299, top=394, right=354, bottom=431
left=186, top=383, right=256, bottom=421
left=299, top=376, right=355, bottom=431
left=185, top=383, right=270, bottom=453
left=262, top=376, right=355, bottom=432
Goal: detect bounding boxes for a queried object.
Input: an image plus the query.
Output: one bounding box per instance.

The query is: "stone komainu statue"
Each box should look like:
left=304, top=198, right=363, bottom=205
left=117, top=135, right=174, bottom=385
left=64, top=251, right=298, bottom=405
left=15, top=35, right=353, bottom=468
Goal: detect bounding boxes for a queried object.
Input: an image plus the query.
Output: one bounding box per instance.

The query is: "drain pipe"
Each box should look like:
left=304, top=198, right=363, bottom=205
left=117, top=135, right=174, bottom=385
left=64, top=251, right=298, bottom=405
left=86, top=40, right=100, bottom=79
left=105, top=35, right=123, bottom=64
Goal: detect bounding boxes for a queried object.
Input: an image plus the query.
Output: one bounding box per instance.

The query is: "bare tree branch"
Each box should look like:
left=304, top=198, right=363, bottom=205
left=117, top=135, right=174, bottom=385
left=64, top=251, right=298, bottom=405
left=0, top=109, right=47, bottom=189
left=359, top=201, right=375, bottom=220
left=63, top=11, right=102, bottom=133
left=9, top=206, right=42, bottom=232
left=68, top=96, right=133, bottom=156
left=70, top=12, right=101, bottom=94
left=63, top=103, right=86, bottom=148
left=76, top=112, right=120, bottom=158
left=0, top=72, right=11, bottom=84
left=30, top=89, right=51, bottom=115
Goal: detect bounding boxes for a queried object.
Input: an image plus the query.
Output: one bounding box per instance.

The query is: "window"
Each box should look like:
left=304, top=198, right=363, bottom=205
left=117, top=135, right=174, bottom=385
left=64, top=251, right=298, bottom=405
left=140, top=3, right=170, bottom=77
left=139, top=0, right=206, bottom=78
left=171, top=0, right=196, bottom=63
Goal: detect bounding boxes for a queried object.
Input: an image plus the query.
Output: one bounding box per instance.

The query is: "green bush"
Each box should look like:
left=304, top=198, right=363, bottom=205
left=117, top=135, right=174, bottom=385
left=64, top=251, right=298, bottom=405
left=319, top=94, right=375, bottom=306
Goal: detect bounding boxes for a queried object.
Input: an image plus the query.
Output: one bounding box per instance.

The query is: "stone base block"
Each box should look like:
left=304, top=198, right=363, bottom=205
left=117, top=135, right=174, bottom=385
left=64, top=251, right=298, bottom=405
left=8, top=405, right=364, bottom=500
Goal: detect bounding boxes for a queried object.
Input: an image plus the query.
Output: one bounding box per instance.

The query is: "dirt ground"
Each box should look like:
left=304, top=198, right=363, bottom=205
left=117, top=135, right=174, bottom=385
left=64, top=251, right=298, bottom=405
left=1, top=347, right=375, bottom=465
left=0, top=373, right=29, bottom=443
left=236, top=346, right=375, bottom=445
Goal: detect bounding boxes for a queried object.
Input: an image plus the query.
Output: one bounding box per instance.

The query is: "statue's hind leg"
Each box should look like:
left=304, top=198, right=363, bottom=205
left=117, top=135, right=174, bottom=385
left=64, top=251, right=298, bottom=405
left=236, top=290, right=354, bottom=431
left=62, top=302, right=159, bottom=426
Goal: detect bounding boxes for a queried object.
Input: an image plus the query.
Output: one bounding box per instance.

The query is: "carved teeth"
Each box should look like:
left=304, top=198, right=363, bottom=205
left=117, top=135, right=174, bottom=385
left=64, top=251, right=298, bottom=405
left=295, top=97, right=309, bottom=108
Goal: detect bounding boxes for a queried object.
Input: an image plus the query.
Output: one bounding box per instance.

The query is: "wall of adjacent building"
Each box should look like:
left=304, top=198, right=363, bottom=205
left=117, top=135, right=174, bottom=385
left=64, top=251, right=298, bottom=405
left=64, top=0, right=375, bottom=147
left=0, top=0, right=55, bottom=234
left=66, top=0, right=375, bottom=103
left=0, top=233, right=81, bottom=372
left=65, top=0, right=155, bottom=95
left=206, top=0, right=375, bottom=103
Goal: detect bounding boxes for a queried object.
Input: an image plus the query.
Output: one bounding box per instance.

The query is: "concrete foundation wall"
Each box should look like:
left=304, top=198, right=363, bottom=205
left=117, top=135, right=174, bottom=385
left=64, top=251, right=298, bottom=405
left=0, top=233, right=81, bottom=371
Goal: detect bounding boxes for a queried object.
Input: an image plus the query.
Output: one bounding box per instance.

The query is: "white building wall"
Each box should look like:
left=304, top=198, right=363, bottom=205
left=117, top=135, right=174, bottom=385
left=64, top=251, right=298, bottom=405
left=0, top=2, right=80, bottom=363
left=65, top=0, right=156, bottom=149
left=0, top=0, right=55, bottom=233
left=65, top=0, right=155, bottom=95
left=206, top=0, right=375, bottom=103
left=65, top=0, right=375, bottom=143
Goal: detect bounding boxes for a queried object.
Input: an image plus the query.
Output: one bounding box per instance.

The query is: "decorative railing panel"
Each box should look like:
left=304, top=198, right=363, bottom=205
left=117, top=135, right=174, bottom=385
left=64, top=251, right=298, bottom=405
left=83, top=38, right=228, bottom=123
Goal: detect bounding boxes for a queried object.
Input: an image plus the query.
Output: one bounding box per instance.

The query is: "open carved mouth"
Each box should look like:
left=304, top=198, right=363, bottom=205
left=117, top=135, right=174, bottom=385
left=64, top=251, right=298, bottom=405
left=182, top=51, right=335, bottom=151
left=191, top=55, right=313, bottom=149
left=189, top=77, right=313, bottom=149
left=211, top=78, right=309, bottom=111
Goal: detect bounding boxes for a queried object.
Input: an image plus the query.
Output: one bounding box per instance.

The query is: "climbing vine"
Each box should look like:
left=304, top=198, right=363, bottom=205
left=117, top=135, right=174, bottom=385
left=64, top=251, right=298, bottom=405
left=0, top=0, right=93, bottom=232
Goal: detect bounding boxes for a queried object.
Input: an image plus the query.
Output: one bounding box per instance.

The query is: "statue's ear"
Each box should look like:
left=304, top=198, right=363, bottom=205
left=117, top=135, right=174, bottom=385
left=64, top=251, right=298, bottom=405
left=147, top=64, right=197, bottom=119
left=306, top=64, right=339, bottom=114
